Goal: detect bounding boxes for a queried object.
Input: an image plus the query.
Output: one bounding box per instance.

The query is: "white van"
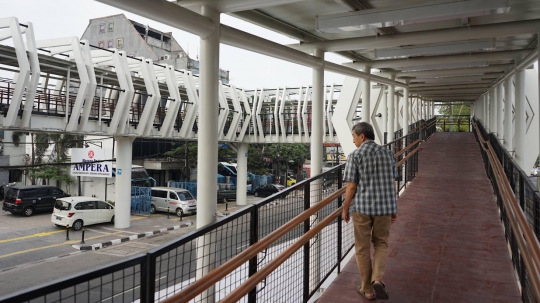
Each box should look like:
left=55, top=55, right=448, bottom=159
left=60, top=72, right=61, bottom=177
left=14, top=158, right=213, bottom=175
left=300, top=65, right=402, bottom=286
left=150, top=187, right=197, bottom=216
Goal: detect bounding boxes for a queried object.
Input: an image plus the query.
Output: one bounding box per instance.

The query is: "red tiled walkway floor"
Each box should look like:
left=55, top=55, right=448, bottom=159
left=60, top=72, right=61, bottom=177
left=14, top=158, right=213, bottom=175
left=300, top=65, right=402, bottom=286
left=318, top=133, right=521, bottom=303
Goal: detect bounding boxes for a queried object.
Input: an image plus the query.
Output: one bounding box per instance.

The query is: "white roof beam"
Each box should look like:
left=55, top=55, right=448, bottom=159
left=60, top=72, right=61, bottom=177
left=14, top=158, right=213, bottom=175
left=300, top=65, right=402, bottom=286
left=177, top=0, right=306, bottom=13
left=389, top=64, right=513, bottom=78
left=317, top=0, right=510, bottom=34
left=345, top=49, right=530, bottom=69
left=412, top=88, right=488, bottom=94
left=291, top=19, right=540, bottom=52
left=410, top=80, right=493, bottom=87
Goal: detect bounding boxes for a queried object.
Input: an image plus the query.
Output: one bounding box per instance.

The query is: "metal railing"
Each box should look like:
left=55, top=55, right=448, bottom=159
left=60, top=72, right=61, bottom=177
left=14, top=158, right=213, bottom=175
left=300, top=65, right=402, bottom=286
left=473, top=118, right=540, bottom=303
left=0, top=121, right=435, bottom=303
left=435, top=114, right=472, bottom=132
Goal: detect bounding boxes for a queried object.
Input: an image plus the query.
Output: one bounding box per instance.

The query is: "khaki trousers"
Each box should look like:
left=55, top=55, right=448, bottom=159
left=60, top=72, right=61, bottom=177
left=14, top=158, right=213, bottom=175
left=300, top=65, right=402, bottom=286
left=352, top=212, right=391, bottom=294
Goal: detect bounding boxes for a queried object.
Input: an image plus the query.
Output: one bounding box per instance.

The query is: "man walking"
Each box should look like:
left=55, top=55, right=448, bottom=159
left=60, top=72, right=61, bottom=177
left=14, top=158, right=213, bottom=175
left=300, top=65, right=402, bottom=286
left=342, top=122, right=398, bottom=300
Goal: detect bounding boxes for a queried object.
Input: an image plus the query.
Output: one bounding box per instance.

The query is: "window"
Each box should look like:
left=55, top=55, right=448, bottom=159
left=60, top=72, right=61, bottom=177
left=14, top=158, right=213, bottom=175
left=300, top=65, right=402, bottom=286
left=169, top=192, right=178, bottom=200
left=9, top=169, right=22, bottom=182
left=98, top=41, right=104, bottom=48
left=116, top=38, right=124, bottom=49
left=151, top=190, right=167, bottom=198
left=177, top=191, right=194, bottom=201
left=107, top=22, right=114, bottom=32
left=107, top=40, right=113, bottom=49
left=96, top=201, right=112, bottom=209
left=54, top=200, right=71, bottom=211
left=99, top=23, right=106, bottom=33
left=36, top=188, right=49, bottom=196
left=51, top=188, right=63, bottom=196
left=21, top=189, right=37, bottom=198
left=84, top=201, right=95, bottom=210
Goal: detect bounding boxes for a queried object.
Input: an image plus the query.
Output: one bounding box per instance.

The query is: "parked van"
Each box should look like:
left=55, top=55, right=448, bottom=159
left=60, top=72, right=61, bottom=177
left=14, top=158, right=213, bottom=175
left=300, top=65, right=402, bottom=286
left=217, top=183, right=236, bottom=203
left=2, top=185, right=70, bottom=216
left=150, top=187, right=197, bottom=216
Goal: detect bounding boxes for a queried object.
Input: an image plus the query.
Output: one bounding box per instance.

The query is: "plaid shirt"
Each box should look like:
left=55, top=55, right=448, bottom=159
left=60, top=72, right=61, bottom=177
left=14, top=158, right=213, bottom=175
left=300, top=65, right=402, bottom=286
left=343, top=140, right=398, bottom=216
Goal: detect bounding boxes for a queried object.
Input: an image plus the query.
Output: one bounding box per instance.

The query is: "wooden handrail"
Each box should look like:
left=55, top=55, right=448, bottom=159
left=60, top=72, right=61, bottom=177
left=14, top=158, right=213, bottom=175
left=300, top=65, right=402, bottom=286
left=473, top=121, right=540, bottom=301
left=394, top=139, right=422, bottom=159
left=221, top=207, right=344, bottom=303
left=161, top=187, right=346, bottom=303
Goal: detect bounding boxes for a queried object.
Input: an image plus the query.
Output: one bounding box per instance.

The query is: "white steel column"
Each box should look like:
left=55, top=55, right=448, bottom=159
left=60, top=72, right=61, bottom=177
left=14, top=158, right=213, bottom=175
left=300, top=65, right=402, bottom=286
left=388, top=78, right=395, bottom=142
left=490, top=88, right=497, bottom=134
left=515, top=59, right=527, bottom=169
left=504, top=76, right=514, bottom=151
left=197, top=6, right=220, bottom=228
left=497, top=84, right=504, bottom=140
left=415, top=97, right=422, bottom=122
left=403, top=87, right=410, bottom=136
left=484, top=94, right=490, bottom=132
left=382, top=89, right=388, bottom=142
left=361, top=66, right=371, bottom=124
left=236, top=143, right=248, bottom=206
left=310, top=48, right=324, bottom=289
left=196, top=6, right=220, bottom=303
left=114, top=136, right=135, bottom=229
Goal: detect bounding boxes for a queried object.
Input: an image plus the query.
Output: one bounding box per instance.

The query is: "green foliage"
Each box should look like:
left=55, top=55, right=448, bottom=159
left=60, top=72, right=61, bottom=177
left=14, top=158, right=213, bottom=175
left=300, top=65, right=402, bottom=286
left=247, top=144, right=267, bottom=175
left=11, top=132, right=24, bottom=147
left=437, top=104, right=471, bottom=132
left=29, top=165, right=75, bottom=186
left=28, top=133, right=82, bottom=188
left=265, top=143, right=309, bottom=173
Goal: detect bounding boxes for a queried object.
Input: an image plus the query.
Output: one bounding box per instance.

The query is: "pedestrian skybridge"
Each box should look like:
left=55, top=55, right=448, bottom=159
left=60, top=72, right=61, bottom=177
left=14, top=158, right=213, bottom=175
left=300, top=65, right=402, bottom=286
left=1, top=120, right=538, bottom=303
left=2, top=0, right=540, bottom=302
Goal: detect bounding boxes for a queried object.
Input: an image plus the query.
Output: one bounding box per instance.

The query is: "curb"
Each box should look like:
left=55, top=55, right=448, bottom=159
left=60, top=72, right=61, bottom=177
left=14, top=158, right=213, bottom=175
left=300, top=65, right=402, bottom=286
left=72, top=221, right=194, bottom=251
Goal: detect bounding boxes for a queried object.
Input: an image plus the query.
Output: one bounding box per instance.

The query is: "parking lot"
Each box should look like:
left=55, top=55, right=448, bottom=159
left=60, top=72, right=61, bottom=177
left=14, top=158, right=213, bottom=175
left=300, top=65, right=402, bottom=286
left=0, top=195, right=264, bottom=297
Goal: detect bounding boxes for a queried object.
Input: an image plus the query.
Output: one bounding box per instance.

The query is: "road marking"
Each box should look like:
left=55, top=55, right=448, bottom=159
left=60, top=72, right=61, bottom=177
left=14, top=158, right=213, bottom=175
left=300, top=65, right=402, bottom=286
left=98, top=227, right=139, bottom=234
left=84, top=228, right=126, bottom=235
left=0, top=232, right=122, bottom=259
left=0, top=230, right=65, bottom=244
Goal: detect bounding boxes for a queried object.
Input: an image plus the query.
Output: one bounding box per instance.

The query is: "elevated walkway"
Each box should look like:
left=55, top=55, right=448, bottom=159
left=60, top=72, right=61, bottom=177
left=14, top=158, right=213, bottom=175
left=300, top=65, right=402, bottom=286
left=318, top=132, right=522, bottom=303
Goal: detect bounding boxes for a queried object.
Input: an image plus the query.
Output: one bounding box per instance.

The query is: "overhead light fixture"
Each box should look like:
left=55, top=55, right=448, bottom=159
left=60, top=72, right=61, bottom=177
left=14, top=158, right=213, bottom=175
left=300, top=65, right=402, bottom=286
left=401, top=61, right=488, bottom=72
left=375, top=39, right=495, bottom=59
left=316, top=0, right=510, bottom=33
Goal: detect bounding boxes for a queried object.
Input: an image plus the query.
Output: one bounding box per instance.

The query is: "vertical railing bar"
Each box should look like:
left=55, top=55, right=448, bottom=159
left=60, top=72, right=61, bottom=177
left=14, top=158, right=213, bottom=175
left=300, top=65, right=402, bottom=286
left=337, top=167, right=343, bottom=273
left=248, top=205, right=258, bottom=303
left=303, top=182, right=311, bottom=303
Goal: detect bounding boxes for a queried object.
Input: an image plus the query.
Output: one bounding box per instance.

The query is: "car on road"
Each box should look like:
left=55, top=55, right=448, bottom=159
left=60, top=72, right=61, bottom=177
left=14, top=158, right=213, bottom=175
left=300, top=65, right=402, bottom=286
left=253, top=184, right=286, bottom=198
left=2, top=185, right=70, bottom=217
left=217, top=183, right=236, bottom=203
left=151, top=187, right=197, bottom=216
left=51, top=197, right=115, bottom=231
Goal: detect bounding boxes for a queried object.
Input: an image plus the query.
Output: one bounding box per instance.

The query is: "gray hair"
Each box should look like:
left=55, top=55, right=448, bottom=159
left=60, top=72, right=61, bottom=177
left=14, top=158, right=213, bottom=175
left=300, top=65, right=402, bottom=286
left=352, top=122, right=375, bottom=140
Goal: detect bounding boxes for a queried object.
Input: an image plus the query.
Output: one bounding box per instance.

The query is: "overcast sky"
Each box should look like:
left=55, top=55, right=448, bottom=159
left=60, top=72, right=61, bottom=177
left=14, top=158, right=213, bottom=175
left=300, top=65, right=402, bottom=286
left=3, top=0, right=347, bottom=90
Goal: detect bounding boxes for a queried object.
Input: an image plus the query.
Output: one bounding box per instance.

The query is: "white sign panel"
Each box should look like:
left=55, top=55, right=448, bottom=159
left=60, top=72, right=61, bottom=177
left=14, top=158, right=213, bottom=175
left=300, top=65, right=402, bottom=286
left=71, top=148, right=112, bottom=178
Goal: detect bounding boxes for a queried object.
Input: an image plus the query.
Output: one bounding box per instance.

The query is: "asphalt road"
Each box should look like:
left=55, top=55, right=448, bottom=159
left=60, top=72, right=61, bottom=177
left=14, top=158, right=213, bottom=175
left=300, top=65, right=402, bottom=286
left=0, top=191, right=341, bottom=302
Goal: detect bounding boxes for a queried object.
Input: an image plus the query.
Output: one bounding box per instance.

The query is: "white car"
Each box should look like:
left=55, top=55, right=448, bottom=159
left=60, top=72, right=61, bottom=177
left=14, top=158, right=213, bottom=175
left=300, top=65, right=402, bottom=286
left=51, top=197, right=115, bottom=231
left=532, top=167, right=540, bottom=176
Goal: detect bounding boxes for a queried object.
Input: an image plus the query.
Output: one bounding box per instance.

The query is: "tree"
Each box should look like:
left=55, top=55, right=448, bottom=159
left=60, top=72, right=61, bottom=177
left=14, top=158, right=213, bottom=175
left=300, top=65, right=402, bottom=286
left=28, top=133, right=81, bottom=192
left=247, top=144, right=267, bottom=175
left=437, top=104, right=471, bottom=132
left=265, top=143, right=309, bottom=175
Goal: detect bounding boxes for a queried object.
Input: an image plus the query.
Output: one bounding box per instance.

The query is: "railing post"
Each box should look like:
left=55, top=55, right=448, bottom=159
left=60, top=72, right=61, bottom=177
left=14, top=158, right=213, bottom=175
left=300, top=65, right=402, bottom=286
left=337, top=168, right=343, bottom=273
left=141, top=254, right=156, bottom=303
left=303, top=182, right=311, bottom=303
left=519, top=175, right=525, bottom=211
left=248, top=205, right=259, bottom=303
